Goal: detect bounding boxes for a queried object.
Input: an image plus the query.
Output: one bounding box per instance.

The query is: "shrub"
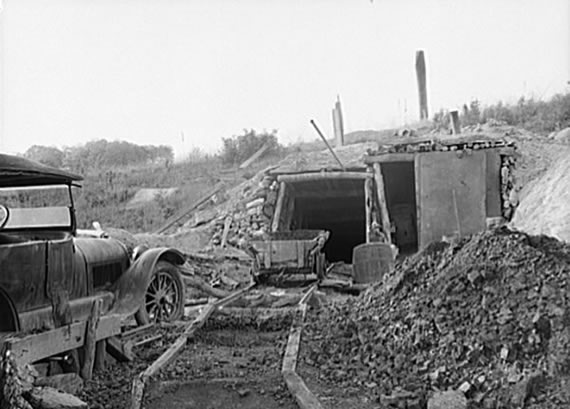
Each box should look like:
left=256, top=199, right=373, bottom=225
left=221, top=129, right=281, bottom=165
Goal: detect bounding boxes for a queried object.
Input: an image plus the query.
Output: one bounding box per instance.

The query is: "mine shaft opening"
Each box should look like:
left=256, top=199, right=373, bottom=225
left=287, top=178, right=366, bottom=263
left=381, top=161, right=418, bottom=254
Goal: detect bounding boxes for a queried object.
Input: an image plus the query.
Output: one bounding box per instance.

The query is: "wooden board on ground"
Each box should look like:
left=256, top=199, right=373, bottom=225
left=130, top=283, right=256, bottom=409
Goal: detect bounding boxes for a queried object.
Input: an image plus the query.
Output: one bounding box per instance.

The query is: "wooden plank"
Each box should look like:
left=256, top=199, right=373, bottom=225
left=283, top=371, right=324, bottom=409
left=364, top=177, right=373, bottom=243
left=153, top=184, right=222, bottom=234
left=238, top=142, right=270, bottom=169
left=80, top=298, right=103, bottom=380
left=277, top=172, right=370, bottom=183
left=281, top=285, right=323, bottom=409
left=220, top=216, right=233, bottom=248
left=7, top=314, right=121, bottom=365
left=130, top=283, right=256, bottom=409
left=271, top=181, right=287, bottom=232
left=373, top=163, right=392, bottom=244
left=282, top=304, right=307, bottom=373
left=364, top=153, right=416, bottom=164
left=94, top=340, right=107, bottom=371
left=450, top=110, right=461, bottom=134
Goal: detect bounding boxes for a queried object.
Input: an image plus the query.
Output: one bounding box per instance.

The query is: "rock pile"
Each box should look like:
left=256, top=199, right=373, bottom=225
left=209, top=173, right=278, bottom=248
left=303, top=228, right=570, bottom=408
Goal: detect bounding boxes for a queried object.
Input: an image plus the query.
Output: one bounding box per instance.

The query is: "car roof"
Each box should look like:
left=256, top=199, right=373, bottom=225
left=0, top=153, right=83, bottom=187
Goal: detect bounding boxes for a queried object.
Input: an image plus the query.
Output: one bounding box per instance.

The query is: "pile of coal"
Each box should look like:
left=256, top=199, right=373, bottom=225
left=303, top=228, right=570, bottom=408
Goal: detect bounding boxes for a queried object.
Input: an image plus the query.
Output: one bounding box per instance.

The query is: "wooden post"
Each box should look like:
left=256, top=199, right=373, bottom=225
left=81, top=298, right=102, bottom=380
left=94, top=340, right=107, bottom=371
left=415, top=50, right=429, bottom=120
left=373, top=163, right=392, bottom=244
left=450, top=110, right=461, bottom=134
left=364, top=176, right=373, bottom=243
left=220, top=216, right=232, bottom=248
left=271, top=181, right=287, bottom=232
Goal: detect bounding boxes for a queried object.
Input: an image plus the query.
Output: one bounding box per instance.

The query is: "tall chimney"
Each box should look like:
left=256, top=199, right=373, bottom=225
left=415, top=50, right=429, bottom=121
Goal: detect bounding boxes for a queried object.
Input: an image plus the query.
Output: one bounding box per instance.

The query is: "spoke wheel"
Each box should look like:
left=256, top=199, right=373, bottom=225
left=135, top=261, right=185, bottom=324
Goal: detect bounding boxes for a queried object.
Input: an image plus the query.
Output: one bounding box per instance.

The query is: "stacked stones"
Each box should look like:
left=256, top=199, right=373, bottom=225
left=500, top=155, right=518, bottom=221
left=210, top=174, right=278, bottom=248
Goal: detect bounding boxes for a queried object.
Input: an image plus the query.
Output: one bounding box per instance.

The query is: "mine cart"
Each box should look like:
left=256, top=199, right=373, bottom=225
left=249, top=229, right=329, bottom=281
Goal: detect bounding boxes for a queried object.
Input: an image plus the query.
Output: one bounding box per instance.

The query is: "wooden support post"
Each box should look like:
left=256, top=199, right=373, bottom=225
left=271, top=181, right=287, bottom=232
left=80, top=298, right=102, bottom=380
left=450, top=110, right=461, bottom=135
left=364, top=176, right=373, bottom=243
left=373, top=163, right=392, bottom=244
left=415, top=50, right=429, bottom=120
left=220, top=216, right=232, bottom=248
left=94, top=340, right=107, bottom=371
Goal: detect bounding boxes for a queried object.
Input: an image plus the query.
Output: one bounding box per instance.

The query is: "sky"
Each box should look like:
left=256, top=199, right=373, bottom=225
left=0, top=0, right=568, bottom=159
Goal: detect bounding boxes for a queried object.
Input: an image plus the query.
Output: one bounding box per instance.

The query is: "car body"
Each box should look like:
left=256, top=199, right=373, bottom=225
left=0, top=153, right=185, bottom=333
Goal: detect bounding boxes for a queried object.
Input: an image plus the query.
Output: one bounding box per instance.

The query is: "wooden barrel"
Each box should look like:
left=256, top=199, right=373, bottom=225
left=352, top=243, right=394, bottom=284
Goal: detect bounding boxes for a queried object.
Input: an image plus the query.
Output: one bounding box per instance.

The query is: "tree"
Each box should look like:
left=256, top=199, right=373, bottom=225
left=24, top=145, right=64, bottom=168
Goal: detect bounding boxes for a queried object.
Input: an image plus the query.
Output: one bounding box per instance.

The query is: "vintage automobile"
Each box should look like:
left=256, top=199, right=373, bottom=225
left=0, top=153, right=186, bottom=334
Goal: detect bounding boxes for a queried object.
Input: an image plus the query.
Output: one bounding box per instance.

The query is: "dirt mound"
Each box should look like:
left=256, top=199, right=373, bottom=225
left=511, top=152, right=570, bottom=243
left=303, top=228, right=570, bottom=408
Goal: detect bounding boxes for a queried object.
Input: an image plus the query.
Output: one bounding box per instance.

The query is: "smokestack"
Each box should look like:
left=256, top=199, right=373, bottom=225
left=415, top=50, right=429, bottom=121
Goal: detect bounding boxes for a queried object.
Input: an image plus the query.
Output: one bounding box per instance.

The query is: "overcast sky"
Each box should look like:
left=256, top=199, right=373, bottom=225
left=1, top=0, right=568, bottom=158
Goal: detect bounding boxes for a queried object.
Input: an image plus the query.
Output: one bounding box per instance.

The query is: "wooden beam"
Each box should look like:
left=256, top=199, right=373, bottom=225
left=220, top=216, right=233, bottom=248
left=271, top=181, right=287, bottom=232
left=364, top=177, right=373, bottom=243
left=238, top=142, right=270, bottom=169
left=130, top=283, right=256, bottom=409
left=281, top=285, right=323, bottom=409
left=283, top=371, right=324, bottom=409
left=153, top=184, right=222, bottom=234
left=277, top=172, right=371, bottom=183
left=450, top=110, right=461, bottom=134
left=363, top=153, right=416, bottom=164
left=80, top=298, right=103, bottom=380
left=373, top=163, right=392, bottom=244
left=6, top=314, right=121, bottom=365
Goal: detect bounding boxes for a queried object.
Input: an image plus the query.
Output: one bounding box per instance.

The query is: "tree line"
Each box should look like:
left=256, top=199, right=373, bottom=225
left=24, top=140, right=174, bottom=174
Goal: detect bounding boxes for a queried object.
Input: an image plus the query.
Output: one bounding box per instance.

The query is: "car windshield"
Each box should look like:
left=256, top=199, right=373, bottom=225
left=0, top=185, right=73, bottom=230
left=0, top=185, right=71, bottom=208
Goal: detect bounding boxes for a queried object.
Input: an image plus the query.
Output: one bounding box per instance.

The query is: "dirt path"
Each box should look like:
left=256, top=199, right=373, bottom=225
left=143, top=324, right=297, bottom=409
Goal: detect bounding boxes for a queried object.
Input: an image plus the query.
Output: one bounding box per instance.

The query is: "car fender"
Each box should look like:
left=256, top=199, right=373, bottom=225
left=0, top=286, right=21, bottom=332
left=107, top=247, right=185, bottom=316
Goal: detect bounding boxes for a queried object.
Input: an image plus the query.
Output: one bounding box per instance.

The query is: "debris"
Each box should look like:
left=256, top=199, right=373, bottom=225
left=24, top=387, right=88, bottom=409
left=302, top=228, right=570, bottom=407
left=34, top=374, right=84, bottom=396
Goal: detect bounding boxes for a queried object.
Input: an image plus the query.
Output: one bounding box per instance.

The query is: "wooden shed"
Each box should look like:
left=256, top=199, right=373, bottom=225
left=268, top=137, right=516, bottom=262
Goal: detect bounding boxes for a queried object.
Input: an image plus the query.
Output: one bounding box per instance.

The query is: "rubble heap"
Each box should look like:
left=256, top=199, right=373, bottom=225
left=208, top=173, right=278, bottom=248
left=303, top=228, right=570, bottom=408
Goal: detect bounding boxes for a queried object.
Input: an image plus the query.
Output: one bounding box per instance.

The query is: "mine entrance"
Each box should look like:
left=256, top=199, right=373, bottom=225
left=286, top=177, right=366, bottom=263
left=381, top=161, right=418, bottom=253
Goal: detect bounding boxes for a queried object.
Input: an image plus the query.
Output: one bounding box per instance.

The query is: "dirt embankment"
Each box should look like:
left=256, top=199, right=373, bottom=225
left=511, top=145, right=570, bottom=242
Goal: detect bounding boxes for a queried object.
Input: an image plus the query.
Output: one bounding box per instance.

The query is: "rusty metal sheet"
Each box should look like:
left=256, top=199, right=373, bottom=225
left=417, top=151, right=486, bottom=248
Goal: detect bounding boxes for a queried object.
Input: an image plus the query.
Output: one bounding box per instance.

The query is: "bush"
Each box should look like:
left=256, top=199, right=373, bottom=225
left=451, top=92, right=570, bottom=134
left=221, top=129, right=281, bottom=165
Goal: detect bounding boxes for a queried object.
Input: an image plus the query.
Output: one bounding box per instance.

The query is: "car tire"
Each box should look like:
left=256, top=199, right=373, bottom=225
left=135, top=261, right=185, bottom=325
